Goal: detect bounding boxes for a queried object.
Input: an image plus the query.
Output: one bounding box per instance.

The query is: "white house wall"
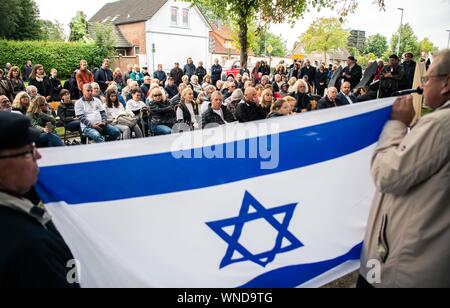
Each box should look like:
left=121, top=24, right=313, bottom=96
left=146, top=0, right=211, bottom=73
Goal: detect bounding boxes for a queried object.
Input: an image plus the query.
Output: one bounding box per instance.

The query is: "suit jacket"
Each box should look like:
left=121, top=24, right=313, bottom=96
left=342, top=64, right=363, bottom=90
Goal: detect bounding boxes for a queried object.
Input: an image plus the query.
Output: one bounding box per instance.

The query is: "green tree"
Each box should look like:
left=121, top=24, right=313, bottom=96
left=254, top=31, right=288, bottom=57
left=91, top=22, right=117, bottom=66
left=0, top=0, right=42, bottom=40
left=418, top=38, right=437, bottom=53
left=365, top=34, right=388, bottom=57
left=390, top=23, right=419, bottom=57
left=40, top=20, right=66, bottom=41
left=69, top=11, right=89, bottom=42
left=184, top=0, right=385, bottom=68
left=299, top=17, right=350, bottom=63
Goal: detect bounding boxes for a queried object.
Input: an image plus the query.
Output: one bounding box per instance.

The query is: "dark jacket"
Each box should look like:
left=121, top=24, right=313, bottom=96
left=0, top=193, right=79, bottom=288
left=342, top=64, right=363, bottom=90
left=379, top=64, right=405, bottom=98
left=165, top=85, right=178, bottom=99
left=57, top=102, right=76, bottom=124
left=141, top=83, right=151, bottom=98
left=94, top=67, right=113, bottom=93
left=300, top=66, right=316, bottom=83
left=194, top=66, right=207, bottom=84
left=153, top=70, right=167, bottom=86
left=290, top=92, right=312, bottom=112
left=258, top=65, right=271, bottom=76
left=23, top=65, right=33, bottom=80
left=64, top=73, right=81, bottom=100
left=0, top=79, right=14, bottom=101
left=400, top=60, right=416, bottom=90
left=183, top=63, right=196, bottom=79
left=169, top=67, right=184, bottom=86
left=267, top=112, right=284, bottom=119
left=235, top=100, right=266, bottom=123
left=29, top=76, right=52, bottom=99
left=317, top=96, right=344, bottom=109
left=211, top=64, right=222, bottom=83
left=148, top=100, right=176, bottom=127
left=337, top=92, right=357, bottom=105
left=202, top=105, right=236, bottom=128
left=49, top=77, right=62, bottom=102
left=8, top=77, right=25, bottom=97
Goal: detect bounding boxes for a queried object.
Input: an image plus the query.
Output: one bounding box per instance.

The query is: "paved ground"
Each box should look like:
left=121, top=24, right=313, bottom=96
left=322, top=271, right=358, bottom=288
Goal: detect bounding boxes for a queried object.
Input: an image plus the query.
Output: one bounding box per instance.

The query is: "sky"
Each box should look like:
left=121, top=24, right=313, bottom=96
left=35, top=0, right=450, bottom=50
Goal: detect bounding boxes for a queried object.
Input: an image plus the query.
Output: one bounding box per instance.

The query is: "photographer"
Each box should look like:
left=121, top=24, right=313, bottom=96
left=75, top=84, right=120, bottom=143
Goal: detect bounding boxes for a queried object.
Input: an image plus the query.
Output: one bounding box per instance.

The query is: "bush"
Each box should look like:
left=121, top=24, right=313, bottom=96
left=0, top=40, right=110, bottom=78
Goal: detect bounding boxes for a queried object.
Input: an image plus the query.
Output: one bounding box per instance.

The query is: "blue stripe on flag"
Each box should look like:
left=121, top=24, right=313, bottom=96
left=36, top=106, right=391, bottom=204
left=239, top=242, right=363, bottom=288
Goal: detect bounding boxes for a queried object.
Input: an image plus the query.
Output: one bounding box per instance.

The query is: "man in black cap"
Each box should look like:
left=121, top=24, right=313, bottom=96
left=0, top=112, right=79, bottom=288
left=341, top=56, right=363, bottom=91
left=379, top=54, right=405, bottom=98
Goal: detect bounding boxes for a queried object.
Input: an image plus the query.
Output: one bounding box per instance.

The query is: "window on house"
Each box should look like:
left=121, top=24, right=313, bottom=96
left=182, top=9, right=189, bottom=27
left=171, top=7, right=178, bottom=25
left=134, top=46, right=140, bottom=55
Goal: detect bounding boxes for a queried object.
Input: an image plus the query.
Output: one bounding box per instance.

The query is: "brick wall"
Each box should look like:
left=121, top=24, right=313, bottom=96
left=117, top=22, right=147, bottom=54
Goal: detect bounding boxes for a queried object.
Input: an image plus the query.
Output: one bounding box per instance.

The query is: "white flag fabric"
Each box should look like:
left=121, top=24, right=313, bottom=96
left=36, top=98, right=395, bottom=288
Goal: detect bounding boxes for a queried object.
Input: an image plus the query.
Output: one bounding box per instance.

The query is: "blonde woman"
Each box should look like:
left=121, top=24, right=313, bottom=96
left=283, top=96, right=297, bottom=114
left=291, top=79, right=311, bottom=113
left=288, top=77, right=298, bottom=93
left=259, top=88, right=273, bottom=118
left=12, top=91, right=30, bottom=115
left=147, top=87, right=175, bottom=135
left=175, top=88, right=200, bottom=130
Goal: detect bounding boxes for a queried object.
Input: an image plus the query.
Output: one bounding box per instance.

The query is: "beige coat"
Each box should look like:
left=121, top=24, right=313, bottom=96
left=360, top=100, right=450, bottom=288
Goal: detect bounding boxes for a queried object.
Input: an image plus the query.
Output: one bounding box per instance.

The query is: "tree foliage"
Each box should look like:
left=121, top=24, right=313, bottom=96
left=69, top=11, right=89, bottom=42
left=299, top=17, right=349, bottom=63
left=364, top=34, right=388, bottom=58
left=418, top=38, right=437, bottom=53
left=184, top=0, right=385, bottom=68
left=390, top=23, right=419, bottom=57
left=40, top=20, right=66, bottom=41
left=0, top=0, right=42, bottom=40
left=92, top=22, right=117, bottom=61
left=254, top=31, right=289, bottom=57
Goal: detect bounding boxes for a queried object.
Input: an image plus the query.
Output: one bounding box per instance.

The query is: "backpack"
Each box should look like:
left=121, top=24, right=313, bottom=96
left=115, top=111, right=137, bottom=128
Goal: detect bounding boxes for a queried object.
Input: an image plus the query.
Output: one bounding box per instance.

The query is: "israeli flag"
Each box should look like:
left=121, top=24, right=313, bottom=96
left=36, top=98, right=395, bottom=288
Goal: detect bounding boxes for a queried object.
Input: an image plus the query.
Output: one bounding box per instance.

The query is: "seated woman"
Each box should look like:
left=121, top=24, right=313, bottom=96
left=7, top=66, right=25, bottom=97
left=11, top=91, right=30, bottom=115
left=147, top=88, right=175, bottom=135
left=290, top=79, right=312, bottom=113
left=190, top=75, right=203, bottom=94
left=175, top=88, right=199, bottom=130
left=126, top=88, right=150, bottom=136
left=29, top=64, right=52, bottom=102
left=258, top=89, right=274, bottom=119
left=267, top=99, right=291, bottom=118
left=26, top=96, right=64, bottom=147
left=105, top=88, right=143, bottom=139
left=283, top=96, right=297, bottom=115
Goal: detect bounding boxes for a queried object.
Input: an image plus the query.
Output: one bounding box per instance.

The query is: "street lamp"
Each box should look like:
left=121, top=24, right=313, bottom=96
left=396, top=8, right=404, bottom=56
left=447, top=30, right=450, bottom=49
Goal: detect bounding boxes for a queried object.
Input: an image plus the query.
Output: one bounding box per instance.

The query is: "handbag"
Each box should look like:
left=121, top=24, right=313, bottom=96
left=115, top=111, right=137, bottom=128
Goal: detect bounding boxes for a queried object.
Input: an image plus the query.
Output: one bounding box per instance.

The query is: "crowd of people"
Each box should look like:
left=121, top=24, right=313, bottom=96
left=0, top=52, right=421, bottom=148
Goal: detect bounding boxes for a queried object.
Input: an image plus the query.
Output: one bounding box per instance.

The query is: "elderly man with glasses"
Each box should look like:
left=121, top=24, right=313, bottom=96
left=359, top=49, right=450, bottom=288
left=0, top=112, right=79, bottom=288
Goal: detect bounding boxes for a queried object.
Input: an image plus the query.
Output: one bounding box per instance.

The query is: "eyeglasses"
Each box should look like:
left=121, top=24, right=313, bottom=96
left=153, top=94, right=162, bottom=97
left=0, top=144, right=38, bottom=161
left=421, top=74, right=449, bottom=84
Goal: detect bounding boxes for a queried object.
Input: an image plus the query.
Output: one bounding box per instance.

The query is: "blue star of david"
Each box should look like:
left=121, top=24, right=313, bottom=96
left=206, top=191, right=304, bottom=269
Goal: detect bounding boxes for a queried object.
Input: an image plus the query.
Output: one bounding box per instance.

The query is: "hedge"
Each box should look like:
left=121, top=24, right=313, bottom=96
left=0, top=40, right=109, bottom=79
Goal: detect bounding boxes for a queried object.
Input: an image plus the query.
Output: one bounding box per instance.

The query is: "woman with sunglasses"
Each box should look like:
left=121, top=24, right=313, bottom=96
left=26, top=96, right=64, bottom=147
left=147, top=88, right=175, bottom=135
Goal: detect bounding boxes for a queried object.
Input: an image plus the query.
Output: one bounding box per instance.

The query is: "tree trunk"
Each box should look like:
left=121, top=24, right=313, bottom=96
left=324, top=49, right=327, bottom=65
left=239, top=17, right=248, bottom=69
